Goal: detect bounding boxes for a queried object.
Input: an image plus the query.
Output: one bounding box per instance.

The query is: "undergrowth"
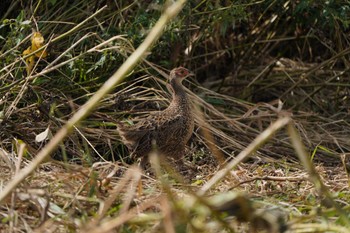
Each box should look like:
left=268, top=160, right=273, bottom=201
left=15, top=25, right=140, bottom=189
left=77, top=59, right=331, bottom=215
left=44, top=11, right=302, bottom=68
left=0, top=0, right=350, bottom=232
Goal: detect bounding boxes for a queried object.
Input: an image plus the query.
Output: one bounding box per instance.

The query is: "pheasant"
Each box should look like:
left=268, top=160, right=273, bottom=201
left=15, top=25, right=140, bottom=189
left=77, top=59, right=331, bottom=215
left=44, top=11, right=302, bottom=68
left=117, top=67, right=194, bottom=165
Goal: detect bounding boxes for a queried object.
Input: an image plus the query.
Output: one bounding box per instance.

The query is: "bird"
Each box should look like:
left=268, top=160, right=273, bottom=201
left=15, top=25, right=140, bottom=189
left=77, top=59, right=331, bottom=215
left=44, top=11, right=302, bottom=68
left=117, top=67, right=195, bottom=165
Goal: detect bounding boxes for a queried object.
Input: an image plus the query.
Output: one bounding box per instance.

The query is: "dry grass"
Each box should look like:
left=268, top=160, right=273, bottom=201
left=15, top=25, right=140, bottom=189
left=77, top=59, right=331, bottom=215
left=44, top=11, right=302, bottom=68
left=1, top=0, right=350, bottom=232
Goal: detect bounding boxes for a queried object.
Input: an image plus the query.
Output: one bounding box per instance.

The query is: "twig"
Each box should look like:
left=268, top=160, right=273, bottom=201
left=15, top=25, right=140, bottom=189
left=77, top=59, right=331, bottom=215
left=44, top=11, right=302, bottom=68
left=0, top=0, right=187, bottom=204
left=0, top=6, right=108, bottom=75
left=230, top=175, right=308, bottom=189
left=280, top=47, right=350, bottom=99
left=198, top=116, right=291, bottom=195
left=287, top=123, right=350, bottom=227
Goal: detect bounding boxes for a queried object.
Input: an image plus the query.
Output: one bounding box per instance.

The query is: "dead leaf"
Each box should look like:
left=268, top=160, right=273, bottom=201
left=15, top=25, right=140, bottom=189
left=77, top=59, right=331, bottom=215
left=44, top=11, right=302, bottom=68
left=35, top=126, right=50, bottom=142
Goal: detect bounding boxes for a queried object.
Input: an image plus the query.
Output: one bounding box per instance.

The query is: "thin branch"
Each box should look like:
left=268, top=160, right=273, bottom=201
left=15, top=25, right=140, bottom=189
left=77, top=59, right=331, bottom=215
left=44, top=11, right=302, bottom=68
left=198, top=116, right=291, bottom=195
left=0, top=0, right=187, bottom=204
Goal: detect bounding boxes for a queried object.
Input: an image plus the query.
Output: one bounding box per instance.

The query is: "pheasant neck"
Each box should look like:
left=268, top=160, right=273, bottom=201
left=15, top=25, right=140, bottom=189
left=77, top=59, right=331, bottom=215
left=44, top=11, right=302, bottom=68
left=170, top=78, right=185, bottom=95
left=169, top=78, right=189, bottom=109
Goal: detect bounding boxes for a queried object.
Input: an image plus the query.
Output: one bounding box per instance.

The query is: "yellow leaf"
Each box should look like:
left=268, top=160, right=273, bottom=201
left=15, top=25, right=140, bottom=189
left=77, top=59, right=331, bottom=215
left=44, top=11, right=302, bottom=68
left=31, top=32, right=47, bottom=58
left=22, top=31, right=48, bottom=75
left=22, top=47, right=31, bottom=55
left=26, top=56, right=35, bottom=75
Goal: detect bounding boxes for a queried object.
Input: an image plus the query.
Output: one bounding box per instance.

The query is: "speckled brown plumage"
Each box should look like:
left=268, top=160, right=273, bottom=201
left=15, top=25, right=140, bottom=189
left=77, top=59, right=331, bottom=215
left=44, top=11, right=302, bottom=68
left=117, top=67, right=194, bottom=163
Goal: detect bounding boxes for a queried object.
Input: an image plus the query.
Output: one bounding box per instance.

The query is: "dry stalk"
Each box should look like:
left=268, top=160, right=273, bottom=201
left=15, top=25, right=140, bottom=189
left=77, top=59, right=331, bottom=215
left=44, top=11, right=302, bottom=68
left=198, top=116, right=291, bottom=195
left=280, top=47, right=350, bottom=99
left=287, top=123, right=350, bottom=227
left=194, top=104, right=226, bottom=164
left=0, top=0, right=188, bottom=204
left=290, top=223, right=350, bottom=233
left=160, top=195, right=176, bottom=233
left=85, top=197, right=161, bottom=233
left=0, top=6, right=108, bottom=77
left=83, top=165, right=142, bottom=229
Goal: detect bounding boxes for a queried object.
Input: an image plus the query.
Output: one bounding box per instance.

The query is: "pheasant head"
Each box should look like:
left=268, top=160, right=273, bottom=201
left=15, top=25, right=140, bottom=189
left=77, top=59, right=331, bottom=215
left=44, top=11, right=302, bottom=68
left=168, top=67, right=194, bottom=93
left=169, top=67, right=193, bottom=83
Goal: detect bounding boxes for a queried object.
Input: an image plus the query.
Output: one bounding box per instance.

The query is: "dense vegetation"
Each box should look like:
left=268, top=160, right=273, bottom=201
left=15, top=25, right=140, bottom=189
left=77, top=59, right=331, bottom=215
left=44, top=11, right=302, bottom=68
left=1, top=0, right=349, bottom=232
